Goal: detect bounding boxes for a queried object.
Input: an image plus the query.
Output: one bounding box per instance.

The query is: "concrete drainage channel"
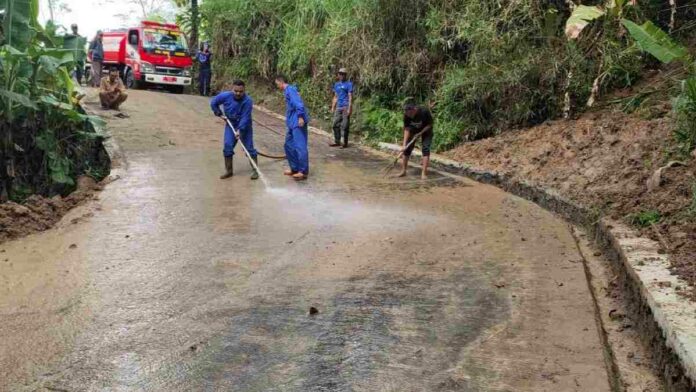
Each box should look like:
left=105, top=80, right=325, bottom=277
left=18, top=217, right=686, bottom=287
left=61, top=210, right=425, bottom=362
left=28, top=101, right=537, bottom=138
left=374, top=141, right=696, bottom=392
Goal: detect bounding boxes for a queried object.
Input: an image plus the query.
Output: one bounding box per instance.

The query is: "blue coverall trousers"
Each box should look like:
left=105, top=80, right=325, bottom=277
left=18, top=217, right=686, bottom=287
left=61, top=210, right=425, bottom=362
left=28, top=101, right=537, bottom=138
left=284, top=126, right=309, bottom=174
left=224, top=125, right=257, bottom=159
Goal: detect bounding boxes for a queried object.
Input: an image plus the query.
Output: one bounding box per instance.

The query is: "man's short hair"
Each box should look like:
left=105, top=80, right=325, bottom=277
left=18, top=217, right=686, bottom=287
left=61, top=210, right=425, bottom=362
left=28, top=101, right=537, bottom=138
left=109, top=67, right=119, bottom=73
left=232, top=79, right=245, bottom=87
left=275, top=75, right=287, bottom=84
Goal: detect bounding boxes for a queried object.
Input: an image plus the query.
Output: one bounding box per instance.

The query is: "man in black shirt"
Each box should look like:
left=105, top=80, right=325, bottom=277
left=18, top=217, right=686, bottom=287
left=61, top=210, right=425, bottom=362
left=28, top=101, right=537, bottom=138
left=399, top=103, right=433, bottom=179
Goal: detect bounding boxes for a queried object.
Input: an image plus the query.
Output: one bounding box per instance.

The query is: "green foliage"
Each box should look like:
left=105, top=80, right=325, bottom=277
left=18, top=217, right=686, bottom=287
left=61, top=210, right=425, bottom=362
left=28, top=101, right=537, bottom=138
left=201, top=0, right=691, bottom=152
left=621, top=19, right=689, bottom=64
left=1, top=0, right=40, bottom=51
left=359, top=99, right=402, bottom=146
left=629, top=210, right=662, bottom=228
left=673, top=76, right=696, bottom=158
left=0, top=0, right=109, bottom=200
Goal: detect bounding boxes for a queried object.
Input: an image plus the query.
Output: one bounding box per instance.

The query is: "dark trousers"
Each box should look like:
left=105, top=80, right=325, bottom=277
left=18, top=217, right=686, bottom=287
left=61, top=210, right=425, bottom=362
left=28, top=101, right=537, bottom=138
left=91, top=61, right=102, bottom=87
left=332, top=107, right=350, bottom=145
left=199, top=69, right=211, bottom=96
left=404, top=129, right=434, bottom=157
left=75, top=61, right=84, bottom=86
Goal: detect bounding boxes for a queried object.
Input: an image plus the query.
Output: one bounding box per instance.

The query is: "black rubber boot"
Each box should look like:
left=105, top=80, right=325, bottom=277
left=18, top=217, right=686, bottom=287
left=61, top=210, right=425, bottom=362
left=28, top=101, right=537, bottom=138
left=220, top=157, right=233, bottom=179
left=250, top=156, right=259, bottom=180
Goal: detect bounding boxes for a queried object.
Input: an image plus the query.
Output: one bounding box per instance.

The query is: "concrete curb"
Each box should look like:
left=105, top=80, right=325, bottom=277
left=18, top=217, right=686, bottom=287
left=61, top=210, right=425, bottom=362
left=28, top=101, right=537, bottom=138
left=375, top=142, right=696, bottom=391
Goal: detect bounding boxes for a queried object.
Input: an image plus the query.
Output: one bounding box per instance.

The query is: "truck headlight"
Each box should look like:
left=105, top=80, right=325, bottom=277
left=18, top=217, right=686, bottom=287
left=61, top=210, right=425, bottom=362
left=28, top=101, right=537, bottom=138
left=141, top=62, right=155, bottom=73
left=183, top=67, right=191, bottom=77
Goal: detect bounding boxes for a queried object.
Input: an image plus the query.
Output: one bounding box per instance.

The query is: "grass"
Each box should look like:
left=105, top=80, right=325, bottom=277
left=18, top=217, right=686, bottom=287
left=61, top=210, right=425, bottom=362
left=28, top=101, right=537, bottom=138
left=629, top=210, right=662, bottom=228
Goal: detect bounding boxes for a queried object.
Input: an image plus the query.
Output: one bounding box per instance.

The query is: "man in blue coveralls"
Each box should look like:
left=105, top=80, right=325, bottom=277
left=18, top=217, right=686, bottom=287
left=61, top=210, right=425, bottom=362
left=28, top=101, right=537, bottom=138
left=329, top=68, right=353, bottom=148
left=275, top=75, right=310, bottom=181
left=210, top=79, right=259, bottom=180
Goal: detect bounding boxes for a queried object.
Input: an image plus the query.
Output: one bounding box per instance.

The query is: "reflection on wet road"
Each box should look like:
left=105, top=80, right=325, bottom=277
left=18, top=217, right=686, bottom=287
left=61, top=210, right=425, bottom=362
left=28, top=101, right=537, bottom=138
left=1, top=90, right=610, bottom=391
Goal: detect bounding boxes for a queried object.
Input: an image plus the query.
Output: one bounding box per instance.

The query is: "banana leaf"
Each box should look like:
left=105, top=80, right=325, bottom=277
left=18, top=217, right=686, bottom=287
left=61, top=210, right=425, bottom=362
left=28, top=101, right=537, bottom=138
left=1, top=0, right=40, bottom=51
left=565, top=5, right=605, bottom=40
left=621, top=19, right=688, bottom=64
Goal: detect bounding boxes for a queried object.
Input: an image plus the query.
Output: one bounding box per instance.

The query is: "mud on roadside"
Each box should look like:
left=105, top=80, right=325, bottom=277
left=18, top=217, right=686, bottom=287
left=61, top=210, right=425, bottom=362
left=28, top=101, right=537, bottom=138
left=0, top=176, right=107, bottom=243
left=446, top=108, right=696, bottom=299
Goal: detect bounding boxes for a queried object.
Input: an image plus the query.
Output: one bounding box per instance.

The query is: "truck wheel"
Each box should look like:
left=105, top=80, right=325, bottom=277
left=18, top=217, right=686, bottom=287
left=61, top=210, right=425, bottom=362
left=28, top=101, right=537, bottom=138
left=169, top=85, right=185, bottom=94
left=125, top=69, right=142, bottom=90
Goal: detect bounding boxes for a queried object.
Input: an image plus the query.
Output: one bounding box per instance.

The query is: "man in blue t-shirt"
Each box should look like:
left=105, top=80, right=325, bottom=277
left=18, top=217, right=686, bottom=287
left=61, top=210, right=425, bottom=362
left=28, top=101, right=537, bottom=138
left=330, top=68, right=353, bottom=148
left=197, top=42, right=212, bottom=96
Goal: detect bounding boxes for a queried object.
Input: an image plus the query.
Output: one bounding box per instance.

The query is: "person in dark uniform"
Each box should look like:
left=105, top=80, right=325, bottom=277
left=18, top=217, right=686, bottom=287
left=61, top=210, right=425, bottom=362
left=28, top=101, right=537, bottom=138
left=399, top=103, right=434, bottom=179
left=197, top=42, right=212, bottom=96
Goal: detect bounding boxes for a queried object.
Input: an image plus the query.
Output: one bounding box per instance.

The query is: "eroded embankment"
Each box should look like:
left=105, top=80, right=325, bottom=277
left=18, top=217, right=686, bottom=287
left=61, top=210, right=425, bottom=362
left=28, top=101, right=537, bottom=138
left=446, top=109, right=695, bottom=298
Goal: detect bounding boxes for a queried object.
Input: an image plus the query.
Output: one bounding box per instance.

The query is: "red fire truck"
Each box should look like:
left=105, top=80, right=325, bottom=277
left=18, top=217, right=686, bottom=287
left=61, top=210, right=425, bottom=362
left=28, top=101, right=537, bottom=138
left=100, top=21, right=193, bottom=93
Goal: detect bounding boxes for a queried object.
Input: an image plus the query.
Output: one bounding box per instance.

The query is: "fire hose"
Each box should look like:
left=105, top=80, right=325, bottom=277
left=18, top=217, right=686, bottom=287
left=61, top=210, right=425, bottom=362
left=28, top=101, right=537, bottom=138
left=251, top=119, right=287, bottom=159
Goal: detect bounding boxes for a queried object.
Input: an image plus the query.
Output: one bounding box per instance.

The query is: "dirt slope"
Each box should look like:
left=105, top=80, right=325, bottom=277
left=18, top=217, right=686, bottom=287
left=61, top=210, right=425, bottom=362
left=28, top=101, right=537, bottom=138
left=446, top=108, right=696, bottom=297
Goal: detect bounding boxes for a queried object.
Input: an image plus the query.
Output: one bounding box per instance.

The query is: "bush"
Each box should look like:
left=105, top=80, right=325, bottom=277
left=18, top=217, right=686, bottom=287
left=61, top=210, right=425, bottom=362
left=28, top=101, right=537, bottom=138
left=200, top=0, right=689, bottom=148
left=674, top=76, right=696, bottom=158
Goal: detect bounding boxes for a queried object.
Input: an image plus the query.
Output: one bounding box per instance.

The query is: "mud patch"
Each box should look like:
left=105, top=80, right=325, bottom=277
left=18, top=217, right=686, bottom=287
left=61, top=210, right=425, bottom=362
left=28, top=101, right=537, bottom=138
left=161, top=271, right=507, bottom=391
left=0, top=176, right=103, bottom=243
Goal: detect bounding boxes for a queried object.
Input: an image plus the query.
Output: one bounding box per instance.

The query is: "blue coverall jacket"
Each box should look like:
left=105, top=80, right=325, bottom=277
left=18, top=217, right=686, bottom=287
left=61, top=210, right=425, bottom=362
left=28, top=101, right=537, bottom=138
left=210, top=92, right=257, bottom=158
left=283, top=85, right=310, bottom=174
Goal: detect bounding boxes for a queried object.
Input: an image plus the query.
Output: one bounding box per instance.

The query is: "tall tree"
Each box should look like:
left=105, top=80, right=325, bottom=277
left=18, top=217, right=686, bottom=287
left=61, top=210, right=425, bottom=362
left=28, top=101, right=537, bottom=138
left=174, top=0, right=198, bottom=52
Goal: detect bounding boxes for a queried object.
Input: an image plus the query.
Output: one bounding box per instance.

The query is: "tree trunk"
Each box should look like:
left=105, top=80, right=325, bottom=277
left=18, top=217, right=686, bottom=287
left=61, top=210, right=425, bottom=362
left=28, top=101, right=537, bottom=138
left=190, top=0, right=199, bottom=54
left=190, top=0, right=199, bottom=93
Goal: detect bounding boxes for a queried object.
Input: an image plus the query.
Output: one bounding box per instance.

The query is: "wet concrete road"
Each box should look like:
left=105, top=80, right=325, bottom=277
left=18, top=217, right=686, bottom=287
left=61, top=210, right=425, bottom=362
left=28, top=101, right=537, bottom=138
left=2, top=90, right=610, bottom=391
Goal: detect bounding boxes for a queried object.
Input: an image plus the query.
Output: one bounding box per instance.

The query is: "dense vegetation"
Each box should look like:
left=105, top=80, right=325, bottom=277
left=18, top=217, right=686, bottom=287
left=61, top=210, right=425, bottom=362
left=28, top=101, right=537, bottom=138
left=200, top=0, right=695, bottom=152
left=0, top=0, right=108, bottom=202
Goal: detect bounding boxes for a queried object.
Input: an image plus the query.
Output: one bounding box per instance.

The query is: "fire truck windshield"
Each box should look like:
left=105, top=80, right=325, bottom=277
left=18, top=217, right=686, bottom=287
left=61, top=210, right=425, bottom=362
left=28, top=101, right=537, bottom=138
left=142, top=28, right=188, bottom=54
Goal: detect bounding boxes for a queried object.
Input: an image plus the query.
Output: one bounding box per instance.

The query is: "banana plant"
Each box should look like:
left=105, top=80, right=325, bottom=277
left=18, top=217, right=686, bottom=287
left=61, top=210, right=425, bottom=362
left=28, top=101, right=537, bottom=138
left=0, top=0, right=106, bottom=200
left=563, top=0, right=689, bottom=108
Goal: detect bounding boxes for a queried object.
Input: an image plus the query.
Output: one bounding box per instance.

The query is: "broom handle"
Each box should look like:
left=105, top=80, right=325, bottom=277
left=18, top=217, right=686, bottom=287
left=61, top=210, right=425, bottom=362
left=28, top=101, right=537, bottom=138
left=222, top=116, right=262, bottom=174
left=395, top=128, right=428, bottom=160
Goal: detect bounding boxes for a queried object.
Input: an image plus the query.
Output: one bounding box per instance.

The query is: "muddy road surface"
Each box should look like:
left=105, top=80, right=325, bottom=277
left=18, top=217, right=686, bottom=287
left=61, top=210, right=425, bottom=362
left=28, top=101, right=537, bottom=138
left=2, top=90, right=612, bottom=391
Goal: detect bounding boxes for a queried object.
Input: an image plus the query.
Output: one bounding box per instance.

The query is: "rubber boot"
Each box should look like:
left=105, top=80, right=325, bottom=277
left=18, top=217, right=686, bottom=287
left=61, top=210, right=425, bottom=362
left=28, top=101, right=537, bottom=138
left=220, top=157, right=234, bottom=179
left=250, top=156, right=259, bottom=180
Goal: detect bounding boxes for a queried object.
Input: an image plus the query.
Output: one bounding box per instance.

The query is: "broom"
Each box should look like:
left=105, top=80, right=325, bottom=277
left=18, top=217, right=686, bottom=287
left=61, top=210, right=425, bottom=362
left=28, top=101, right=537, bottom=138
left=382, top=129, right=427, bottom=177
